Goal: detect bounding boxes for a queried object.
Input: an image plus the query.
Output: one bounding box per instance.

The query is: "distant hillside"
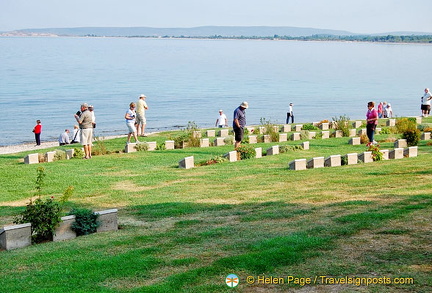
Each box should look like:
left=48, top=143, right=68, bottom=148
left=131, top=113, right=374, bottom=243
left=3, top=26, right=356, bottom=37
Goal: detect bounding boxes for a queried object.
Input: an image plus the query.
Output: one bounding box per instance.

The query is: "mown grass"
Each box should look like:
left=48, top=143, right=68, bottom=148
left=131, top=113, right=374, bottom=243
left=1, top=120, right=431, bottom=292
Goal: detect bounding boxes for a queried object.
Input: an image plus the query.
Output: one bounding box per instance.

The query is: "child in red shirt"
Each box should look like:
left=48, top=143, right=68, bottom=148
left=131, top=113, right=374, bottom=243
left=33, top=120, right=42, bottom=145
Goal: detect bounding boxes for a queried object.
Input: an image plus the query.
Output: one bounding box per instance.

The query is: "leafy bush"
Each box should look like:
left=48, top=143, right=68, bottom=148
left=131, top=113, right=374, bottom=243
left=54, top=150, right=67, bottom=161
left=73, top=147, right=84, bottom=159
left=279, top=145, right=303, bottom=153
left=236, top=144, right=256, bottom=160
left=171, top=121, right=201, bottom=148
left=360, top=134, right=369, bottom=144
left=13, top=167, right=73, bottom=243
left=379, top=127, right=392, bottom=134
left=69, top=208, right=100, bottom=236
left=14, top=197, right=62, bottom=243
left=156, top=142, right=166, bottom=150
left=395, top=118, right=417, bottom=133
left=224, top=136, right=234, bottom=145
left=198, top=155, right=228, bottom=166
left=92, top=136, right=109, bottom=155
left=135, top=142, right=149, bottom=151
left=260, top=118, right=279, bottom=142
left=302, top=124, right=319, bottom=130
left=367, top=144, right=383, bottom=161
left=332, top=115, right=351, bottom=137
left=402, top=129, right=421, bottom=146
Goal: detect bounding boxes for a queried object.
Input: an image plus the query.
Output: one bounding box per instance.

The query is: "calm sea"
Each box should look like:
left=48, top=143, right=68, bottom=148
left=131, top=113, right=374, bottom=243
left=0, top=37, right=430, bottom=146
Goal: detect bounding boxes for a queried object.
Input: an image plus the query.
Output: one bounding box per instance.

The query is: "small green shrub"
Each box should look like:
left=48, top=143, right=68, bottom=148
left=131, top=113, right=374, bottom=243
left=302, top=124, right=319, bottom=130
left=379, top=127, right=391, bottom=134
left=280, top=145, right=304, bottom=153
left=135, top=142, right=149, bottom=151
left=69, top=208, right=100, bottom=236
left=395, top=118, right=417, bottom=134
left=402, top=129, right=421, bottom=146
left=73, top=147, right=84, bottom=159
left=156, top=142, right=166, bottom=150
left=224, top=136, right=234, bottom=145
left=198, top=155, right=228, bottom=166
left=14, top=197, right=62, bottom=243
left=260, top=118, right=279, bottom=142
left=92, top=136, right=109, bottom=155
left=54, top=150, right=67, bottom=161
left=171, top=121, right=201, bottom=148
left=367, top=144, right=383, bottom=161
left=332, top=115, right=351, bottom=137
left=236, top=144, right=256, bottom=160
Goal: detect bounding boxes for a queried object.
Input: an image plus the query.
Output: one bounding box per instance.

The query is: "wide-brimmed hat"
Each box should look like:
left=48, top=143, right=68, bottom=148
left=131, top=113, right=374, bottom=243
left=139, top=94, right=147, bottom=98
left=240, top=101, right=249, bottom=109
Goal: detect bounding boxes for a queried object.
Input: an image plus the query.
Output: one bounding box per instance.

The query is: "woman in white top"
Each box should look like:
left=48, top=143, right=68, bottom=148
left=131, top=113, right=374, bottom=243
left=125, top=102, right=139, bottom=144
left=421, top=88, right=432, bottom=117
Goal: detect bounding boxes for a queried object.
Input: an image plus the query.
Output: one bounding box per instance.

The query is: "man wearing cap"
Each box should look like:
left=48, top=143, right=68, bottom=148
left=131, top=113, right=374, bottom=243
left=136, top=94, right=149, bottom=136
left=233, top=101, right=248, bottom=149
left=215, top=109, right=228, bottom=128
left=74, top=103, right=93, bottom=159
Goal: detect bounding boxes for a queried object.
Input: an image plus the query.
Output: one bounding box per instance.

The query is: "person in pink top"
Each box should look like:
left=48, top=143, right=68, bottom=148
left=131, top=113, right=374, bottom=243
left=366, top=101, right=378, bottom=146
left=377, top=102, right=383, bottom=118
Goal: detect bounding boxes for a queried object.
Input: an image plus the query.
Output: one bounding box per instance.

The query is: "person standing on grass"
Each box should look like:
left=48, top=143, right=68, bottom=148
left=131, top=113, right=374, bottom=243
left=233, top=101, right=248, bottom=149
left=74, top=103, right=93, bottom=159
left=366, top=101, right=378, bottom=146
left=215, top=109, right=228, bottom=128
left=286, top=103, right=294, bottom=124
left=135, top=94, right=149, bottom=137
left=32, top=120, right=42, bottom=146
left=421, top=88, right=432, bottom=117
left=125, top=102, right=140, bottom=144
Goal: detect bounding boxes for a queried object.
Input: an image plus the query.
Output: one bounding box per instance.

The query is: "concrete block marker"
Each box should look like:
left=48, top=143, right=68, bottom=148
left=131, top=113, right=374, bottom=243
left=335, top=130, right=343, bottom=138
left=125, top=143, right=137, bottom=153
left=199, top=138, right=209, bottom=148
left=282, top=124, right=291, bottom=132
left=307, top=157, right=324, bottom=169
left=289, top=159, right=307, bottom=170
left=95, top=209, right=118, bottom=232
left=321, top=131, right=330, bottom=139
left=359, top=151, right=373, bottom=163
left=394, top=139, right=407, bottom=148
left=263, top=135, right=271, bottom=143
left=24, top=153, right=39, bottom=164
left=66, top=149, right=74, bottom=159
left=45, top=151, right=56, bottom=162
left=53, top=215, right=76, bottom=242
left=165, top=140, right=175, bottom=150
left=345, top=153, right=358, bottom=165
left=381, top=149, right=389, bottom=160
left=386, top=119, right=396, bottom=127
left=320, top=123, right=329, bottom=130
left=325, top=155, right=341, bottom=167
left=349, top=137, right=361, bottom=145
left=0, top=223, right=31, bottom=250
left=404, top=146, right=418, bottom=157
left=279, top=133, right=287, bottom=142
left=308, top=132, right=316, bottom=139
left=225, top=151, right=238, bottom=162
left=349, top=129, right=357, bottom=137
left=294, top=124, right=303, bottom=132
left=214, top=137, right=225, bottom=146
left=389, top=148, right=404, bottom=159
left=248, top=135, right=257, bottom=144
left=357, top=129, right=366, bottom=136
left=147, top=142, right=157, bottom=151
left=218, top=129, right=229, bottom=137
left=266, top=145, right=279, bottom=156
left=352, top=121, right=362, bottom=128
left=255, top=147, right=262, bottom=158
left=206, top=130, right=215, bottom=137
left=421, top=132, right=431, bottom=140
left=302, top=141, right=310, bottom=150
left=292, top=133, right=301, bottom=141
left=179, top=156, right=194, bottom=169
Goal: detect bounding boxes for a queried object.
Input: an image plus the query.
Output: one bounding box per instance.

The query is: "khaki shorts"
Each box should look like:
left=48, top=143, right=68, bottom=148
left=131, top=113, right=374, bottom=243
left=80, top=128, right=93, bottom=145
left=136, top=113, right=146, bottom=125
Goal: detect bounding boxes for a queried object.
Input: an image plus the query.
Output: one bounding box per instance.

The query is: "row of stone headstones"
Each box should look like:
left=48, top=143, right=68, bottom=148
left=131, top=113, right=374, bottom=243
left=289, top=146, right=418, bottom=171
left=179, top=141, right=310, bottom=169
left=0, top=209, right=118, bottom=251
left=24, top=149, right=76, bottom=164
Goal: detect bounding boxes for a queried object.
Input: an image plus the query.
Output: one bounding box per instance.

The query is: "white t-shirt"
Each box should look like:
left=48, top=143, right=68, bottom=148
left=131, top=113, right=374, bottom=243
left=217, top=113, right=227, bottom=126
left=422, top=92, right=432, bottom=105
left=126, top=109, right=136, bottom=123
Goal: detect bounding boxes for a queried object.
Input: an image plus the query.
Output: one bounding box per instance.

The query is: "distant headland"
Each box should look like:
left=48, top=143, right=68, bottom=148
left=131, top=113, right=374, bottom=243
left=1, top=26, right=432, bottom=43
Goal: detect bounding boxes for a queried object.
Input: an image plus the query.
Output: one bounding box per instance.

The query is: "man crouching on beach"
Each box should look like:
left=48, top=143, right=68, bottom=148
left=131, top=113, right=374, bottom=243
left=233, top=101, right=248, bottom=149
left=74, top=103, right=93, bottom=159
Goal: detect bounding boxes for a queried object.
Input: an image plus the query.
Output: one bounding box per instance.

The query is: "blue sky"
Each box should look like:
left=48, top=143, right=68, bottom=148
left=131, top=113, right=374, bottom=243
left=1, top=0, right=431, bottom=34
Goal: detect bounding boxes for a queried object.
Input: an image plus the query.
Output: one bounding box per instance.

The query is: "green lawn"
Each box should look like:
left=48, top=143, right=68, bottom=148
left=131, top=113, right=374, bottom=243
left=0, top=121, right=431, bottom=292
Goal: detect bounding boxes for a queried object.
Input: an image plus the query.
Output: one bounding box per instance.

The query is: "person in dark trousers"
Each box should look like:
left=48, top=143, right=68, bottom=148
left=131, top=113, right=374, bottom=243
left=32, top=120, right=42, bottom=145
left=233, top=102, right=248, bottom=149
left=286, top=103, right=294, bottom=124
